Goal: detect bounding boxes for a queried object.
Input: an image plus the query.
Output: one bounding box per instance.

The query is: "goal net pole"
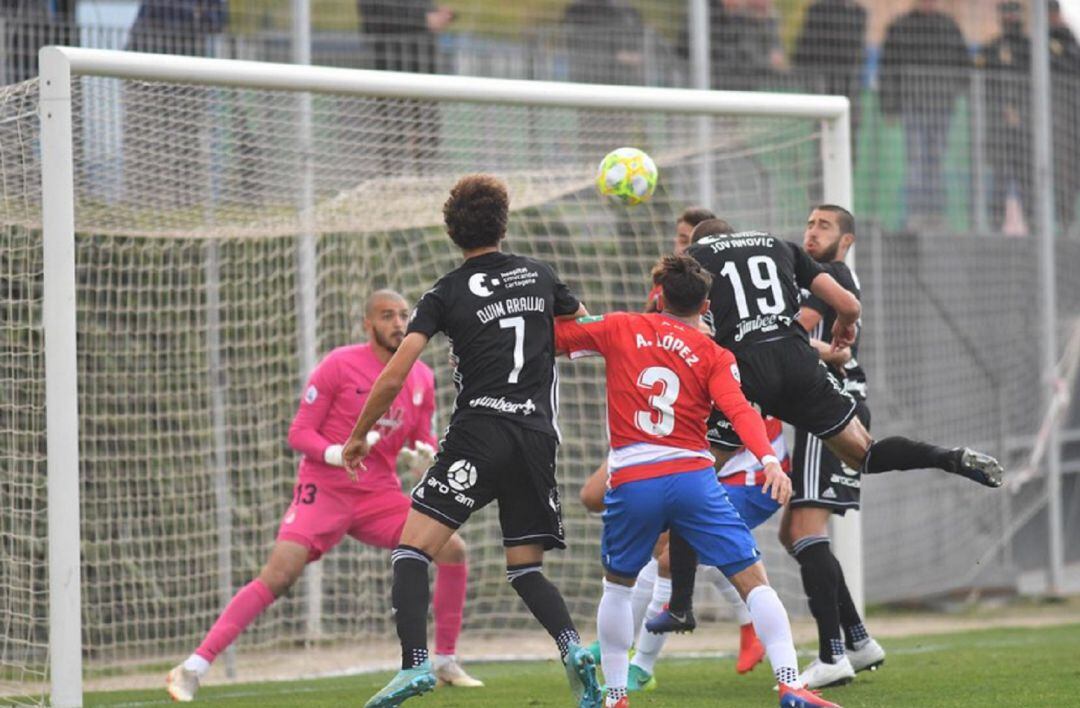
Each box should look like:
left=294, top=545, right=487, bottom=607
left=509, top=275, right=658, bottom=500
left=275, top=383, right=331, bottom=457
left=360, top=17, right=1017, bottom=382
left=38, top=45, right=852, bottom=705
left=40, top=48, right=83, bottom=708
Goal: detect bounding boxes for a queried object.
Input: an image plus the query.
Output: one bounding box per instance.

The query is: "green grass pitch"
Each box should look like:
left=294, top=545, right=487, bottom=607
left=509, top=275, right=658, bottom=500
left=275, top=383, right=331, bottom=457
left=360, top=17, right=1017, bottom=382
left=83, top=624, right=1080, bottom=707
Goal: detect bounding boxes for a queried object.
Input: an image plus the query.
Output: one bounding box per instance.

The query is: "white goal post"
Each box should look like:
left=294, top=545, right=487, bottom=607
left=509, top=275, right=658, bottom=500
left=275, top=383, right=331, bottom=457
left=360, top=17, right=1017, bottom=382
left=37, top=46, right=852, bottom=706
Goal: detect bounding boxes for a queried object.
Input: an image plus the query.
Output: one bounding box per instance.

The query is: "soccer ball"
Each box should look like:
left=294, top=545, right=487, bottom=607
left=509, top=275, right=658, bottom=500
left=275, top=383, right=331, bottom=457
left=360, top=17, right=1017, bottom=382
left=595, top=147, right=659, bottom=206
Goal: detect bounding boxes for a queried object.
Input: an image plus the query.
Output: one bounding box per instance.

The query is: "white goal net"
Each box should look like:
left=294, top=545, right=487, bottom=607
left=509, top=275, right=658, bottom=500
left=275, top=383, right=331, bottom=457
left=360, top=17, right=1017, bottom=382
left=1, top=50, right=848, bottom=703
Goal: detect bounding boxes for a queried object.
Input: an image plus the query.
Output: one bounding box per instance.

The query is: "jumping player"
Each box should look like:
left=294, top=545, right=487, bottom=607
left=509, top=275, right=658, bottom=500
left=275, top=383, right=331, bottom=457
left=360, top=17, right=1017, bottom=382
left=165, top=290, right=480, bottom=702
left=557, top=254, right=840, bottom=708
left=649, top=221, right=1003, bottom=636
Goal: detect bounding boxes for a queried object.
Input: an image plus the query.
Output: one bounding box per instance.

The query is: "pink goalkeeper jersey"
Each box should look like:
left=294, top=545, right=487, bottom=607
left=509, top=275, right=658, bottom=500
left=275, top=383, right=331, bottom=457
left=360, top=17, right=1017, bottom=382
left=287, top=343, right=437, bottom=493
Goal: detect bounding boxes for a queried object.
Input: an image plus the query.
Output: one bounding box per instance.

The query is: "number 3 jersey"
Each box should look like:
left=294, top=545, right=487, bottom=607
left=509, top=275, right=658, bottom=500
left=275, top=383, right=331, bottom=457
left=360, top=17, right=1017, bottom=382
left=555, top=312, right=775, bottom=487
left=687, top=231, right=825, bottom=354
left=407, top=251, right=581, bottom=439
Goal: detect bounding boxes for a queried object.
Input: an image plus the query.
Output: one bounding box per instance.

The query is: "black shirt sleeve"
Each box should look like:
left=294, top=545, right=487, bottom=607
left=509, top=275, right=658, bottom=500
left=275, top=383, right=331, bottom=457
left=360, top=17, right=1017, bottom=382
left=803, top=262, right=856, bottom=315
left=548, top=264, right=582, bottom=316
left=787, top=241, right=826, bottom=290
left=406, top=280, right=447, bottom=338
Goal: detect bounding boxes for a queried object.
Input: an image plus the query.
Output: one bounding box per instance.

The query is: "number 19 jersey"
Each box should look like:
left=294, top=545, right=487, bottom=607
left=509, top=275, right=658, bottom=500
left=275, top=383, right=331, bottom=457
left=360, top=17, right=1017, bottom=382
left=687, top=231, right=825, bottom=353
left=407, top=250, right=581, bottom=439
left=555, top=312, right=775, bottom=487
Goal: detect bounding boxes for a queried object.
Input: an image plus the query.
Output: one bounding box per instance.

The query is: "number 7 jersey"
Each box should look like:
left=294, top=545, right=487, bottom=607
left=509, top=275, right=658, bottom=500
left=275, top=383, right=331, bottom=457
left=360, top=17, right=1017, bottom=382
left=407, top=251, right=581, bottom=439
left=555, top=312, right=775, bottom=486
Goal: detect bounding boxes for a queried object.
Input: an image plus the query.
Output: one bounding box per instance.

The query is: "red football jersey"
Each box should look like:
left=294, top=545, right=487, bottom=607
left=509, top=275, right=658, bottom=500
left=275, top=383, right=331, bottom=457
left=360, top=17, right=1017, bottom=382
left=556, top=312, right=776, bottom=487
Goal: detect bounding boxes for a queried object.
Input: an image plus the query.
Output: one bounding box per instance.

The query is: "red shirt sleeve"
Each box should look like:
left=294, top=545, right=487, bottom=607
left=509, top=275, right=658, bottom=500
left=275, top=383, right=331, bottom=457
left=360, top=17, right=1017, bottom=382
left=706, top=346, right=776, bottom=463
left=287, top=353, right=338, bottom=460
left=555, top=315, right=612, bottom=359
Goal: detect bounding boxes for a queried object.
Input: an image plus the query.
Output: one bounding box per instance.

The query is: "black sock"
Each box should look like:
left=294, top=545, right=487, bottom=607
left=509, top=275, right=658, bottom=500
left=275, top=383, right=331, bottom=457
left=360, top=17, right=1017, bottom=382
left=508, top=563, right=579, bottom=658
left=832, top=555, right=867, bottom=649
left=391, top=545, right=432, bottom=669
left=793, top=536, right=844, bottom=663
left=667, top=531, right=698, bottom=614
left=864, top=436, right=957, bottom=475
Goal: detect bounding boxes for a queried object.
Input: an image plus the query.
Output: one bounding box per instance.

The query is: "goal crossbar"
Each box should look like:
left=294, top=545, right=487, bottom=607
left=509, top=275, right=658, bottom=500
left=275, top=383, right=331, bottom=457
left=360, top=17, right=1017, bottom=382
left=37, top=45, right=852, bottom=707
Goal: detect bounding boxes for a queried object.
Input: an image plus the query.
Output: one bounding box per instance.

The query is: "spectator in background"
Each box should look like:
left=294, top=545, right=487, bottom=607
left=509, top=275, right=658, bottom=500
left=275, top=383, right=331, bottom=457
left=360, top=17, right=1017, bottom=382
left=358, top=1, right=453, bottom=171
left=879, top=0, right=970, bottom=229
left=978, top=1, right=1032, bottom=233
left=562, top=0, right=645, bottom=86
left=1050, top=0, right=1080, bottom=234
left=358, top=0, right=452, bottom=74
left=792, top=0, right=866, bottom=160
left=2, top=0, right=53, bottom=83
left=562, top=0, right=646, bottom=156
left=685, top=0, right=785, bottom=92
left=124, top=0, right=227, bottom=207
left=126, top=0, right=226, bottom=56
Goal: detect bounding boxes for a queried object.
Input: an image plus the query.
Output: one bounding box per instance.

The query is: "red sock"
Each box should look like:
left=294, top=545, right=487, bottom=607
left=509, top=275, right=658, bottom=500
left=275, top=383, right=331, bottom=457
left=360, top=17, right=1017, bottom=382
left=433, top=563, right=467, bottom=656
left=195, top=579, right=275, bottom=662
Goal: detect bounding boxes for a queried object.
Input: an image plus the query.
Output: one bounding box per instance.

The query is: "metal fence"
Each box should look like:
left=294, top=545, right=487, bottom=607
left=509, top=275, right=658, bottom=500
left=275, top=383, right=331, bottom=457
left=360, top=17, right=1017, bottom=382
left=2, top=0, right=1075, bottom=603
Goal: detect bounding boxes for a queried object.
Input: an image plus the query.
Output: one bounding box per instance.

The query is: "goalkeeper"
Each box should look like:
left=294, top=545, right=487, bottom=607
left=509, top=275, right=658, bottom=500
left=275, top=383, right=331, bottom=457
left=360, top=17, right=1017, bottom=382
left=166, top=290, right=481, bottom=702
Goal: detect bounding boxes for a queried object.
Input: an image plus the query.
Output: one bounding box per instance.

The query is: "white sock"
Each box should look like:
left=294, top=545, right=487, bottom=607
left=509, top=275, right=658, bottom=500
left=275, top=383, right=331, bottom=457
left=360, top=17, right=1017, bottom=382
left=183, top=653, right=211, bottom=677
left=630, top=558, right=658, bottom=634
left=710, top=569, right=752, bottom=626
left=597, top=579, right=635, bottom=691
left=630, top=575, right=671, bottom=674
left=745, top=585, right=799, bottom=688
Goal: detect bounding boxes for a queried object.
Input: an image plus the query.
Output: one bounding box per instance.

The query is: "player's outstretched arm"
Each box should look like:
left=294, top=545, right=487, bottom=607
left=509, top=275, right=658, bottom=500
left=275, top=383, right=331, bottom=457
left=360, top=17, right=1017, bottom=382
left=343, top=332, right=429, bottom=477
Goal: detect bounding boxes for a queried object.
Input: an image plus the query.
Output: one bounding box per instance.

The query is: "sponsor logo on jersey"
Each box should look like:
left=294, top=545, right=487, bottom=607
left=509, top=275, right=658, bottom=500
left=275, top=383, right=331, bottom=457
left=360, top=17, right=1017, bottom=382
left=413, top=390, right=424, bottom=406
left=730, top=363, right=741, bottom=383
left=376, top=406, right=405, bottom=431
left=304, top=385, right=318, bottom=404
left=469, top=395, right=537, bottom=415
left=499, top=266, right=539, bottom=288
left=577, top=315, right=605, bottom=324
left=734, top=313, right=792, bottom=342
left=283, top=510, right=297, bottom=524
left=822, top=487, right=837, bottom=499
left=469, top=273, right=496, bottom=297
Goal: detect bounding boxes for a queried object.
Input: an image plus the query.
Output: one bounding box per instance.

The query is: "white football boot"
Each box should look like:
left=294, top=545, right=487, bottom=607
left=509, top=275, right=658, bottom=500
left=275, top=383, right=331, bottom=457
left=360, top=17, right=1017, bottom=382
left=434, top=657, right=485, bottom=687
left=798, top=656, right=856, bottom=689
left=848, top=637, right=886, bottom=673
left=166, top=664, right=200, bottom=702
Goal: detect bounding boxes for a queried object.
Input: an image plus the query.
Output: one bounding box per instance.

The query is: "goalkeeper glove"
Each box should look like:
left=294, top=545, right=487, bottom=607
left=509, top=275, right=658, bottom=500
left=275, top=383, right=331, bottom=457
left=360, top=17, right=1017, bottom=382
left=323, top=444, right=344, bottom=467
left=398, top=441, right=437, bottom=476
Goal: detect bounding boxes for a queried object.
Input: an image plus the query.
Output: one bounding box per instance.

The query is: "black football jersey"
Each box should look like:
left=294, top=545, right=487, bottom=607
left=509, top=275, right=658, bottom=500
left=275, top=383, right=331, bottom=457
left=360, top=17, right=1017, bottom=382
left=407, top=251, right=581, bottom=438
left=687, top=231, right=825, bottom=353
left=801, top=260, right=868, bottom=400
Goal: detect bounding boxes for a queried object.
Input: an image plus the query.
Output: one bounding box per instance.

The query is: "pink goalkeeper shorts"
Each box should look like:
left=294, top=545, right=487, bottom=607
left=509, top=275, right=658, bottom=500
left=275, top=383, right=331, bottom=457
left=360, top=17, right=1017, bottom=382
left=276, top=476, right=411, bottom=561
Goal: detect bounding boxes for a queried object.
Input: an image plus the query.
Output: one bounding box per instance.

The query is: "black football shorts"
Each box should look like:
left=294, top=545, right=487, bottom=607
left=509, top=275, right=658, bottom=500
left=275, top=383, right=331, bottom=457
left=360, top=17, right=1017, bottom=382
left=411, top=415, right=566, bottom=550
left=707, top=337, right=858, bottom=449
